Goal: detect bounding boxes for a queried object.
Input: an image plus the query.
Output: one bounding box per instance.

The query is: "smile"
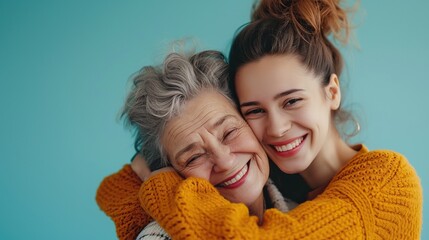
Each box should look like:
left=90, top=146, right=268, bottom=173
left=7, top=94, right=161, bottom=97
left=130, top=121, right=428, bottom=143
left=273, top=136, right=304, bottom=152
left=270, top=134, right=307, bottom=158
left=217, top=161, right=250, bottom=188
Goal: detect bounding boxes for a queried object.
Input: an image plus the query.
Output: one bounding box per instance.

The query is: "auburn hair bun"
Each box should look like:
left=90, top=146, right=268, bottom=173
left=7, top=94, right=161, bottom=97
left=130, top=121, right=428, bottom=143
left=251, top=0, right=352, bottom=44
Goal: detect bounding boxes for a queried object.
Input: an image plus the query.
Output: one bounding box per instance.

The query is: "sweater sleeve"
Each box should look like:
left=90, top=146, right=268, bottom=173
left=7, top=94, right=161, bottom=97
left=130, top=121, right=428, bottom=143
left=96, top=164, right=151, bottom=240
left=140, top=151, right=422, bottom=239
left=140, top=172, right=364, bottom=239
left=330, top=150, right=423, bottom=239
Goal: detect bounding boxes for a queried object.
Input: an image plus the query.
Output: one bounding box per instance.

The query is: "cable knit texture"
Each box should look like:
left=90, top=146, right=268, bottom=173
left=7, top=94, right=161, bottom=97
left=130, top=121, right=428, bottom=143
left=96, top=165, right=149, bottom=240
left=140, top=146, right=423, bottom=239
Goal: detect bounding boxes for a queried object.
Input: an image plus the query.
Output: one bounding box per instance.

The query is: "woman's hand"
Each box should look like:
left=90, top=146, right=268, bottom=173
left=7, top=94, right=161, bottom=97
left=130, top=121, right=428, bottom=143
left=130, top=153, right=152, bottom=181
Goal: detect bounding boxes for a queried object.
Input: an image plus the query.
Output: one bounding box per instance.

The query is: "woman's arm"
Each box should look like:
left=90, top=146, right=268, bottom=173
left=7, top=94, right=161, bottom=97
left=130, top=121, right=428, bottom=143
left=96, top=154, right=152, bottom=240
left=140, top=151, right=422, bottom=239
left=140, top=171, right=364, bottom=239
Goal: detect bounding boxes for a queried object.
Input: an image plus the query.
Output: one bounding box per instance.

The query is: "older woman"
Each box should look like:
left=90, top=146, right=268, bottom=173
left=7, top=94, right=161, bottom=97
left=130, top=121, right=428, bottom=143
left=96, top=50, right=295, bottom=240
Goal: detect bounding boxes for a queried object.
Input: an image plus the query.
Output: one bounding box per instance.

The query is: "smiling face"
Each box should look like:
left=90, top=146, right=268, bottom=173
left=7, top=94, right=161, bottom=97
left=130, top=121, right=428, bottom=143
left=235, top=54, right=341, bottom=175
left=161, top=89, right=269, bottom=209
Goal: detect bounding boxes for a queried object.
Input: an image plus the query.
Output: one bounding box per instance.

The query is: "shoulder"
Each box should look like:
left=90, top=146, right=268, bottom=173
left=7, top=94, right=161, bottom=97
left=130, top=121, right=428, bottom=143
left=340, top=146, right=408, bottom=177
left=358, top=149, right=405, bottom=170
left=96, top=164, right=141, bottom=203
left=333, top=145, right=419, bottom=193
left=351, top=147, right=411, bottom=177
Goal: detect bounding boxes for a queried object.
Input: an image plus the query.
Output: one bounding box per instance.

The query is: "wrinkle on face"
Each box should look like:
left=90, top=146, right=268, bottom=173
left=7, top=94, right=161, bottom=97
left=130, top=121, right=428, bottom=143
left=158, top=89, right=269, bottom=214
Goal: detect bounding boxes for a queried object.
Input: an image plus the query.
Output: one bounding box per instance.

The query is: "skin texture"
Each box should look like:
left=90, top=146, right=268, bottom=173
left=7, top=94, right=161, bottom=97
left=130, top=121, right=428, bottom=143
left=131, top=154, right=151, bottom=181
left=235, top=54, right=356, bottom=189
left=161, top=89, right=269, bottom=218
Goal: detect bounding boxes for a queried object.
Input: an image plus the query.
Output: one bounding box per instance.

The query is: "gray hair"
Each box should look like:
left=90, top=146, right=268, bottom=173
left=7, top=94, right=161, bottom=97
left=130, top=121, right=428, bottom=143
left=121, top=50, right=231, bottom=169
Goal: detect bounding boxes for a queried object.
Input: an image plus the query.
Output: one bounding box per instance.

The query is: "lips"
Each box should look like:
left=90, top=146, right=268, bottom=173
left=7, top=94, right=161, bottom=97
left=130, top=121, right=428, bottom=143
left=273, top=136, right=304, bottom=152
left=216, top=161, right=250, bottom=189
left=270, top=134, right=306, bottom=157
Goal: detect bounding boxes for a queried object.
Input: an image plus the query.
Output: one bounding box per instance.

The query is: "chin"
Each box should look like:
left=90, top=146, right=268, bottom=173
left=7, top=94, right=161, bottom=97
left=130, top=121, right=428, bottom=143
left=274, top=162, right=306, bottom=174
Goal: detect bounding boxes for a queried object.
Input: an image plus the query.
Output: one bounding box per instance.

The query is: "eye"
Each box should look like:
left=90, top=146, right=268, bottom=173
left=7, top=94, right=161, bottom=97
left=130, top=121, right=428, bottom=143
left=222, top=128, right=238, bottom=142
left=283, top=98, right=302, bottom=108
left=242, top=108, right=265, bottom=118
left=185, top=154, right=203, bottom=166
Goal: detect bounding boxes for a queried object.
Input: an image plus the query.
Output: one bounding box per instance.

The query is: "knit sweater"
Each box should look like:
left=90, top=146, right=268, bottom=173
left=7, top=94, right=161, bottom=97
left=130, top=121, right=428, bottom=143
left=96, top=165, right=149, bottom=240
left=136, top=179, right=295, bottom=240
left=96, top=165, right=297, bottom=240
left=140, top=146, right=422, bottom=239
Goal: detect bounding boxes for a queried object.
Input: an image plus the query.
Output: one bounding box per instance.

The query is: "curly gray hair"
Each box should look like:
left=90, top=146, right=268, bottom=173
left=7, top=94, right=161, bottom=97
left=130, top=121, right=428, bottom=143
left=121, top=50, right=232, bottom=169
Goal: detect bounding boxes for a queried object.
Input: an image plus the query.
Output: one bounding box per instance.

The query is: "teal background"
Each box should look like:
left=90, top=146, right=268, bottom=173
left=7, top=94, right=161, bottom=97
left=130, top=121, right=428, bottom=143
left=0, top=0, right=427, bottom=239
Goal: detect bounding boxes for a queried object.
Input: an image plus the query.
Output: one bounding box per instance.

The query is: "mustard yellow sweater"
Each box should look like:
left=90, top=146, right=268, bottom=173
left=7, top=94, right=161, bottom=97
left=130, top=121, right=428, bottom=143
left=96, top=165, right=148, bottom=240
left=140, top=146, right=422, bottom=239
left=95, top=166, right=295, bottom=239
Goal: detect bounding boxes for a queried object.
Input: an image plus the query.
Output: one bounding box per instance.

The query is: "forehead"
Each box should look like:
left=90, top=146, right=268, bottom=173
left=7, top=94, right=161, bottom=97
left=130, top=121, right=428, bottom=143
left=162, top=90, right=240, bottom=157
left=235, top=55, right=320, bottom=98
left=237, top=55, right=308, bottom=80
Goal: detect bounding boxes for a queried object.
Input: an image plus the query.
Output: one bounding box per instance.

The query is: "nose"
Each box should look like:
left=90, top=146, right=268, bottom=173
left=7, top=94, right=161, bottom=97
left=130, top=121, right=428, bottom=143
left=266, top=110, right=291, bottom=138
left=206, top=134, right=234, bottom=173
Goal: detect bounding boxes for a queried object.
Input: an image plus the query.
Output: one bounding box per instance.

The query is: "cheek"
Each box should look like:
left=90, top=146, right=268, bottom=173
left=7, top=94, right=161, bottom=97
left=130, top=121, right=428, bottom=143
left=296, top=100, right=322, bottom=121
left=233, top=128, right=262, bottom=152
left=294, top=111, right=316, bottom=127
left=295, top=105, right=330, bottom=132
left=246, top=120, right=265, bottom=141
left=182, top=164, right=212, bottom=180
left=240, top=130, right=268, bottom=167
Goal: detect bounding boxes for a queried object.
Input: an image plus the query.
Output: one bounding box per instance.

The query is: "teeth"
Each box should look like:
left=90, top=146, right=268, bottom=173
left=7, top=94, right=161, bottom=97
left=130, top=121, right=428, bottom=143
left=274, top=137, right=303, bottom=152
left=220, top=163, right=248, bottom=187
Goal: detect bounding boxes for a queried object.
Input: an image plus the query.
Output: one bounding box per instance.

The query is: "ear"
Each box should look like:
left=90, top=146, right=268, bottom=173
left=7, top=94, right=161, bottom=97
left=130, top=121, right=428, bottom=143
left=325, top=74, right=341, bottom=110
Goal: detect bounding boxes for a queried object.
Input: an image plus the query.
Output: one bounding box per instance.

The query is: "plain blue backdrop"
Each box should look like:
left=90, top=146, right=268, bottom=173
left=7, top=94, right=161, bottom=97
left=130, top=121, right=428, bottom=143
left=0, top=0, right=427, bottom=239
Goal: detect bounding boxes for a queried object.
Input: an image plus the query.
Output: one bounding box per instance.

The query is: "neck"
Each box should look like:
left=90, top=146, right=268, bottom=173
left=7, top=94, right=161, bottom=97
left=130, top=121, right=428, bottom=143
left=300, top=129, right=357, bottom=190
left=247, top=192, right=265, bottom=225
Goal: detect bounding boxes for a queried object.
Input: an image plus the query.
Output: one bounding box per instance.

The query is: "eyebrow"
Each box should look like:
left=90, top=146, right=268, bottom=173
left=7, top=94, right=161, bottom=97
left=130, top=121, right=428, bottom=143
left=213, top=114, right=234, bottom=128
left=239, top=89, right=304, bottom=107
left=174, top=114, right=236, bottom=162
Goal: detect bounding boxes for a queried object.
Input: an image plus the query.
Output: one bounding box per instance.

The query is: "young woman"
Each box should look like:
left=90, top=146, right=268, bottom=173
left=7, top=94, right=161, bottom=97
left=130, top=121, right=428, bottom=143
left=96, top=50, right=296, bottom=240
left=137, top=0, right=422, bottom=239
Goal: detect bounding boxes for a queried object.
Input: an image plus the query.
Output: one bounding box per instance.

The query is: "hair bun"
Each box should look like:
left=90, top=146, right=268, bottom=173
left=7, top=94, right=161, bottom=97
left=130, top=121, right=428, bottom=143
left=251, top=0, right=352, bottom=44
left=251, top=0, right=292, bottom=22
